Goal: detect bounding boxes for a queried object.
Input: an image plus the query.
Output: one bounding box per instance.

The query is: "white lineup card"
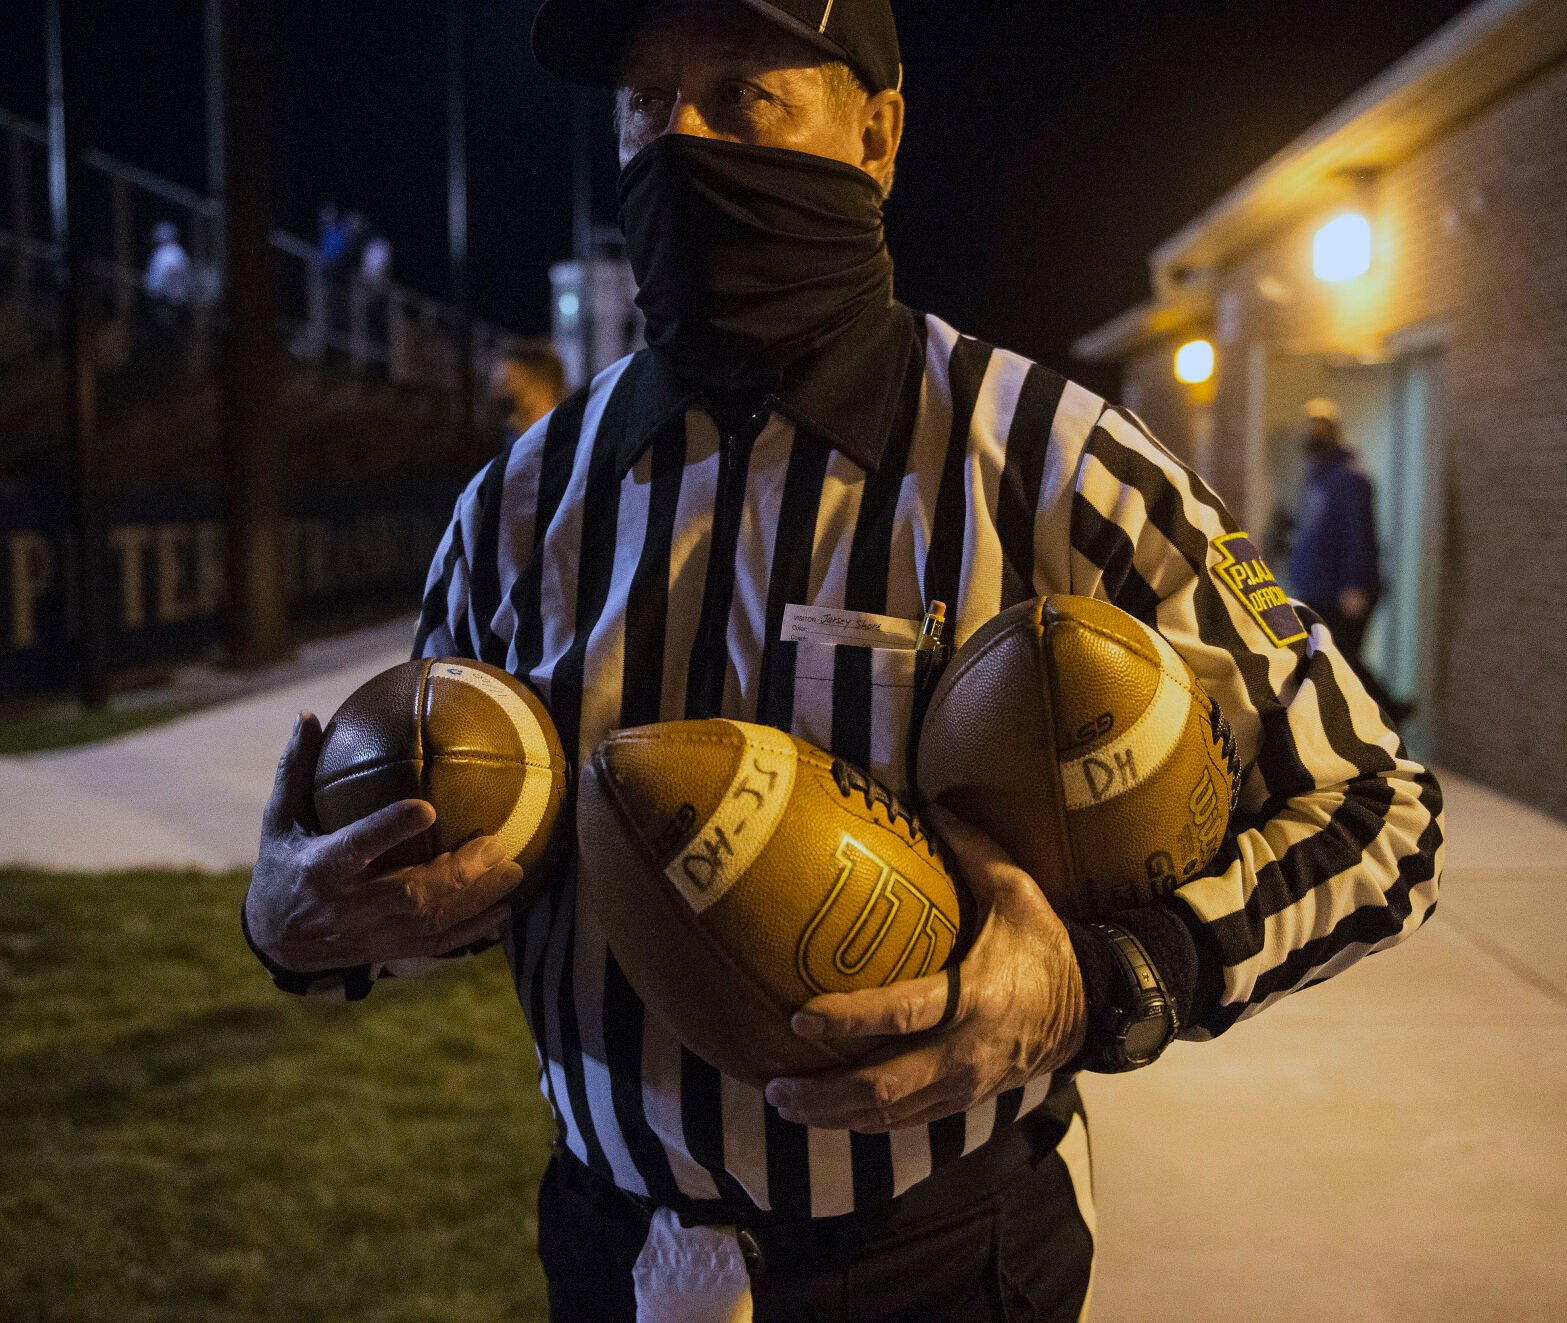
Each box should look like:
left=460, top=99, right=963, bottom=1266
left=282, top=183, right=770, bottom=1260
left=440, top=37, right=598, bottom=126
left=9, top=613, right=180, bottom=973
left=781, top=603, right=922, bottom=650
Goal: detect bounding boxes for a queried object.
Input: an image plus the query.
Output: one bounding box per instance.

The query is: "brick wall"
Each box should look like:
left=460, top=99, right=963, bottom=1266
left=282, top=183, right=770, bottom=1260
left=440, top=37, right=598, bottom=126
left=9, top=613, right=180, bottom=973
left=1105, top=57, right=1567, bottom=818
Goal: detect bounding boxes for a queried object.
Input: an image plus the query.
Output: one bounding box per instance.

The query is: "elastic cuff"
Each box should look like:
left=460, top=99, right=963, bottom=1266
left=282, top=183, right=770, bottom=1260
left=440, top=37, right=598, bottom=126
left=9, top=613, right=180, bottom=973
left=1062, top=895, right=1224, bottom=1069
left=1063, top=916, right=1118, bottom=1046
left=1151, top=893, right=1227, bottom=1030
left=240, top=895, right=375, bottom=1000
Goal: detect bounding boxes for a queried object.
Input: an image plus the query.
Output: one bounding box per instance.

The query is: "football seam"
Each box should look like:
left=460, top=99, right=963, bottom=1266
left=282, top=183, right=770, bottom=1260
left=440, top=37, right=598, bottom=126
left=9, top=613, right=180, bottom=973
left=1051, top=615, right=1209, bottom=711
left=414, top=659, right=431, bottom=804
left=1049, top=615, right=1159, bottom=668
left=314, top=750, right=541, bottom=791
left=605, top=730, right=773, bottom=750
left=421, top=653, right=565, bottom=777
left=316, top=753, right=422, bottom=790
left=588, top=750, right=858, bottom=1071
left=799, top=767, right=960, bottom=922
left=921, top=617, right=1031, bottom=725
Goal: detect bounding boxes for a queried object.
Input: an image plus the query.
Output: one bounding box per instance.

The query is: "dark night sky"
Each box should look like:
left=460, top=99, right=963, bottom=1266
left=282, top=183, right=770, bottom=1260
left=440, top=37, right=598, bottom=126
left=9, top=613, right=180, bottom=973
left=0, top=0, right=1474, bottom=394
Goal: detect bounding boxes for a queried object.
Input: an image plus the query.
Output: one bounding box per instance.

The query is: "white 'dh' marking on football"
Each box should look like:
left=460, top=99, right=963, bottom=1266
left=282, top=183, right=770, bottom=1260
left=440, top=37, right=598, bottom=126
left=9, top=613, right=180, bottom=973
left=1059, top=622, right=1194, bottom=811
left=665, top=721, right=798, bottom=917
left=437, top=664, right=555, bottom=860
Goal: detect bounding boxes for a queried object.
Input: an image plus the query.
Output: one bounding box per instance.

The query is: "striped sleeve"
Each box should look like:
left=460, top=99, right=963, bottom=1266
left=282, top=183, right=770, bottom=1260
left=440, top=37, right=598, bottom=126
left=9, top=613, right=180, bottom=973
left=1066, top=404, right=1443, bottom=1037
left=413, top=445, right=515, bottom=664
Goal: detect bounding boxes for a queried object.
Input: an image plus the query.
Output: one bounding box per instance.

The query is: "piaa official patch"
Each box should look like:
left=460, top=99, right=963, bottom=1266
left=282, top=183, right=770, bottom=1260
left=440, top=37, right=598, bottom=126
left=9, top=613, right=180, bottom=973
left=1212, top=532, right=1307, bottom=647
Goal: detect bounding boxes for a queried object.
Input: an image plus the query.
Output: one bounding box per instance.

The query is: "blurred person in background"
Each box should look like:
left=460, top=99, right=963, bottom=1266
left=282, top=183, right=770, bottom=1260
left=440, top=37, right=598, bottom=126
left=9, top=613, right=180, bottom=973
left=317, top=201, right=348, bottom=270
left=360, top=231, right=395, bottom=356
left=140, top=220, right=193, bottom=373
left=489, top=341, right=568, bottom=437
left=1288, top=398, right=1408, bottom=720
left=143, top=220, right=192, bottom=320
left=341, top=210, right=371, bottom=274
left=360, top=231, right=394, bottom=287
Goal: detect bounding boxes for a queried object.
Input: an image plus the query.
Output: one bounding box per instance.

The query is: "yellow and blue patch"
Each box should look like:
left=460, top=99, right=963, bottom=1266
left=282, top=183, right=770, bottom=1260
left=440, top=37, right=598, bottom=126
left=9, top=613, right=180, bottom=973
left=1212, top=531, right=1307, bottom=648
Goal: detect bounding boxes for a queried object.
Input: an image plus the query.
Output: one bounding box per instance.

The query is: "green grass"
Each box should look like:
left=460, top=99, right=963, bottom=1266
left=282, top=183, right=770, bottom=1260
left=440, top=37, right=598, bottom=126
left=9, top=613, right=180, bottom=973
left=0, top=699, right=218, bottom=755
left=0, top=869, right=555, bottom=1322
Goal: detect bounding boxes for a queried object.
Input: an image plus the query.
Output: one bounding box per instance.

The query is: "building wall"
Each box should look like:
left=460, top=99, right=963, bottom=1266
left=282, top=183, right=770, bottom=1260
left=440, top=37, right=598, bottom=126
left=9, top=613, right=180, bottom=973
left=1109, top=57, right=1567, bottom=818
left=1119, top=341, right=1199, bottom=466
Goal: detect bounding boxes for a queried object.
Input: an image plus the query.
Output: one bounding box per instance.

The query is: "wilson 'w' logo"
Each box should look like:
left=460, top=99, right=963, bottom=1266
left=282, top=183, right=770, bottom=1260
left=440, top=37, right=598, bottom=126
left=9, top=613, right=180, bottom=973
left=796, top=836, right=957, bottom=995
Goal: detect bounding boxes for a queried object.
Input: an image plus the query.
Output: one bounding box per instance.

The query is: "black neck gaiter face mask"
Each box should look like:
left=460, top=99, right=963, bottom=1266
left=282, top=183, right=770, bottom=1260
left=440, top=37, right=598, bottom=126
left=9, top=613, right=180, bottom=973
left=617, top=134, right=896, bottom=394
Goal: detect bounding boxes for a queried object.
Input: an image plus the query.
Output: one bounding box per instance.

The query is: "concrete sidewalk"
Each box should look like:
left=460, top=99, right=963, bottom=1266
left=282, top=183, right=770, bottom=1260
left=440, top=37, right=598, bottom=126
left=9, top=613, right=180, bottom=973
left=1085, top=774, right=1567, bottom=1322
left=1, top=631, right=1564, bottom=1320
left=0, top=619, right=413, bottom=872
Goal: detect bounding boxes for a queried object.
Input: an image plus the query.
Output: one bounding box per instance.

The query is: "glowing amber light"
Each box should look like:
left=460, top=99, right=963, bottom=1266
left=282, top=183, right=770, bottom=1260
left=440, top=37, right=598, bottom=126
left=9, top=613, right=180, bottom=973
left=1174, top=339, right=1215, bottom=384
left=1313, top=213, right=1372, bottom=281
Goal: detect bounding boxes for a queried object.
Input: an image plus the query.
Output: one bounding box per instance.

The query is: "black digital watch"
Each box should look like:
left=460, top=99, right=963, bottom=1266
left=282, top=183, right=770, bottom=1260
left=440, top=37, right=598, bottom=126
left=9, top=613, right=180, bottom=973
left=1081, top=921, right=1180, bottom=1073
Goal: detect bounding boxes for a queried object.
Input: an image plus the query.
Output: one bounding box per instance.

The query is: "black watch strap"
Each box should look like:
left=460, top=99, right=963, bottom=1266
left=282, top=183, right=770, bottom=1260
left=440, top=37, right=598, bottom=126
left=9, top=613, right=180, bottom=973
left=1081, top=920, right=1180, bottom=1073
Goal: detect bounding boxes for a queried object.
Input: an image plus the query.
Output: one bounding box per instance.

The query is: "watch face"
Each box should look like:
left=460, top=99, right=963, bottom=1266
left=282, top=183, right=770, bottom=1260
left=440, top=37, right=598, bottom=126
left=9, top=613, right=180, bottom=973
left=1122, top=999, right=1173, bottom=1062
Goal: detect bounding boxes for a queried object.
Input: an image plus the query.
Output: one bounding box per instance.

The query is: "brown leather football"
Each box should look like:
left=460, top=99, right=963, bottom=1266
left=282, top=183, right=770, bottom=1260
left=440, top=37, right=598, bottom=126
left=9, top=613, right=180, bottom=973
left=578, top=719, right=964, bottom=1087
left=313, top=657, right=568, bottom=873
left=916, top=595, right=1239, bottom=921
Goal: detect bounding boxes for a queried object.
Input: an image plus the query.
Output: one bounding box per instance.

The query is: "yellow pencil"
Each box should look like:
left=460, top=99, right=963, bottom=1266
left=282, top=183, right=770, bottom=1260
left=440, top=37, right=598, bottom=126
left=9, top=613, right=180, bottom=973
left=915, top=599, right=946, bottom=653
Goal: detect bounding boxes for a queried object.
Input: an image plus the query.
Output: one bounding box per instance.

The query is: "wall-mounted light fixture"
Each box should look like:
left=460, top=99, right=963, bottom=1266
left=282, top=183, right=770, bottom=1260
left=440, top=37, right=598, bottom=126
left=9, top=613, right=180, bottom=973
left=1313, top=212, right=1373, bottom=282
left=1174, top=338, right=1215, bottom=384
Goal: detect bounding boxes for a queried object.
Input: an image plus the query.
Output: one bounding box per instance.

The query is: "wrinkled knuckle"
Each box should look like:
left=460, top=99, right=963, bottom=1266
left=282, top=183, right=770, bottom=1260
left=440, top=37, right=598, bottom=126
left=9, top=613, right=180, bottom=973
left=296, top=850, right=328, bottom=890
left=955, top=1060, right=984, bottom=1095
left=870, top=1074, right=900, bottom=1111
left=891, top=1001, right=920, bottom=1037
left=970, top=987, right=1003, bottom=1024
left=404, top=879, right=441, bottom=925
left=426, top=899, right=461, bottom=931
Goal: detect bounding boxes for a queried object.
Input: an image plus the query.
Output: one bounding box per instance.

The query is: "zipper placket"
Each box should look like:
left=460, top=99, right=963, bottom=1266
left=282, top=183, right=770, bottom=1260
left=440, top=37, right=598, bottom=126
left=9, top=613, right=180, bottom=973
left=693, top=395, right=772, bottom=718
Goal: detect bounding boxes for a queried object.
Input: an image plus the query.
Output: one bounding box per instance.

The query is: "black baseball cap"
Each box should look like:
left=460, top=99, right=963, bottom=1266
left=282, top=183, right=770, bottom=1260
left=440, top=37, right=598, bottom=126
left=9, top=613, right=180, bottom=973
left=531, top=0, right=903, bottom=94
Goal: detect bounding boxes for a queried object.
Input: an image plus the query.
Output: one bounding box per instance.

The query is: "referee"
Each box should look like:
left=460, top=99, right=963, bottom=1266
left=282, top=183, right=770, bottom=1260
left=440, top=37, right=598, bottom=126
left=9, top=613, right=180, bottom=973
left=244, top=2, right=1444, bottom=1319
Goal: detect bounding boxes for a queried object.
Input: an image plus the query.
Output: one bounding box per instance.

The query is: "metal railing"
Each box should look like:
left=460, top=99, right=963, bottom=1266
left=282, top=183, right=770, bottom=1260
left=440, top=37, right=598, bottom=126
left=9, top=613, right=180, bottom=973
left=0, top=103, right=521, bottom=398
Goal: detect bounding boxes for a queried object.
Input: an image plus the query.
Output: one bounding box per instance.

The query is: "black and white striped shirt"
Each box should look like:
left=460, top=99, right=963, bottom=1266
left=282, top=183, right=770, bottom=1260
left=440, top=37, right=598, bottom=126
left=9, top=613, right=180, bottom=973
left=272, top=307, right=1442, bottom=1218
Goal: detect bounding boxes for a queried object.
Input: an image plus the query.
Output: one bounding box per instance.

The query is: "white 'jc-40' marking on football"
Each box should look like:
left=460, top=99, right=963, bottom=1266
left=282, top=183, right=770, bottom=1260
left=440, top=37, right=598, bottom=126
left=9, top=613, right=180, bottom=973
left=1058, top=622, right=1194, bottom=811
left=665, top=721, right=798, bottom=916
left=437, top=664, right=556, bottom=861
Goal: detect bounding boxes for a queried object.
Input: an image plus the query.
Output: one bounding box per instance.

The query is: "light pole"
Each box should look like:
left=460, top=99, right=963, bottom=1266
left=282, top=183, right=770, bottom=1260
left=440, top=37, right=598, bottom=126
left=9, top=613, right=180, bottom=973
left=572, top=91, right=597, bottom=382
left=447, top=0, right=475, bottom=459
left=45, top=0, right=110, bottom=707
left=203, top=0, right=225, bottom=272
left=218, top=0, right=292, bottom=668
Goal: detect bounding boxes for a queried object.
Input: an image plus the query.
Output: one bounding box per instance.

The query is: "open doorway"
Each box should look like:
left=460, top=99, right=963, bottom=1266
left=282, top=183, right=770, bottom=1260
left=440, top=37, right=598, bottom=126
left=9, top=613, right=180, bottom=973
left=1253, top=347, right=1447, bottom=758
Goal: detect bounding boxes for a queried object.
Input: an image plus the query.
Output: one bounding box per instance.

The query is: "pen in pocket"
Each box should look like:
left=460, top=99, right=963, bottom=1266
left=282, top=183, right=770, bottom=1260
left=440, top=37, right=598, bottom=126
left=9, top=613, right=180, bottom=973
left=915, top=599, right=946, bottom=653
left=914, top=599, right=943, bottom=689
left=910, top=599, right=950, bottom=801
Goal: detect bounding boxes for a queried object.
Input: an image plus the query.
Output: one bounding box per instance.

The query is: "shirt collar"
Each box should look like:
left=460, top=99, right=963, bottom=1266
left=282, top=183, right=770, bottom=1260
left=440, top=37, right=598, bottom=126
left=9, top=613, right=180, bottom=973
left=613, top=303, right=922, bottom=477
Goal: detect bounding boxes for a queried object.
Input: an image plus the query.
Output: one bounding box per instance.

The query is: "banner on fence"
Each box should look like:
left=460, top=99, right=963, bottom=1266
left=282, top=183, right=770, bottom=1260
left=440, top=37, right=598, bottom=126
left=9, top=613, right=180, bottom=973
left=1, top=479, right=455, bottom=695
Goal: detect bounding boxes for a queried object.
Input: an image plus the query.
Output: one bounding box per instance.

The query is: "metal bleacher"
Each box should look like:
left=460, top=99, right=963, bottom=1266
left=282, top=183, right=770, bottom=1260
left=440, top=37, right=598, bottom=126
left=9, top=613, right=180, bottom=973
left=0, top=103, right=523, bottom=485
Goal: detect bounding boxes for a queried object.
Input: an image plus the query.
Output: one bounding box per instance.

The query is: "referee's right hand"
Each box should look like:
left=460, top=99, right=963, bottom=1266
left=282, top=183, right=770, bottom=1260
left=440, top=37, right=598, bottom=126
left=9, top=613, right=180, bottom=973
left=244, top=711, right=529, bottom=973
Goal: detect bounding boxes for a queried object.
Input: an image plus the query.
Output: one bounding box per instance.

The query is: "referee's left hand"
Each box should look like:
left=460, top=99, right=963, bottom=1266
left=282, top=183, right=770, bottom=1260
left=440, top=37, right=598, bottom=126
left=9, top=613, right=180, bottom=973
left=764, top=807, right=1087, bottom=1132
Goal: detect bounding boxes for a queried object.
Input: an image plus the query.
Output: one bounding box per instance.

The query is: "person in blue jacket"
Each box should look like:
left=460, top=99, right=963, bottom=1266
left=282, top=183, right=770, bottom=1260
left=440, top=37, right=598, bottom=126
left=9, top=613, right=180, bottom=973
left=1288, top=398, right=1406, bottom=719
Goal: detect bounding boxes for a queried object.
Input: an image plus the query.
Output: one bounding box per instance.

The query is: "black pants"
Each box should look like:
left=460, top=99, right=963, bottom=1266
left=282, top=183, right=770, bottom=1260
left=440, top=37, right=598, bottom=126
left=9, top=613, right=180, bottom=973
left=538, top=1105, right=1094, bottom=1323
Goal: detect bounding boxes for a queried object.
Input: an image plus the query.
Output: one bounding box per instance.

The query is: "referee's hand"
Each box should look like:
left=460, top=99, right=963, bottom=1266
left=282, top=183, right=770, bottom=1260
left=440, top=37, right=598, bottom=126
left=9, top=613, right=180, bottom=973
left=764, top=807, right=1086, bottom=1133
left=244, top=712, right=533, bottom=973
